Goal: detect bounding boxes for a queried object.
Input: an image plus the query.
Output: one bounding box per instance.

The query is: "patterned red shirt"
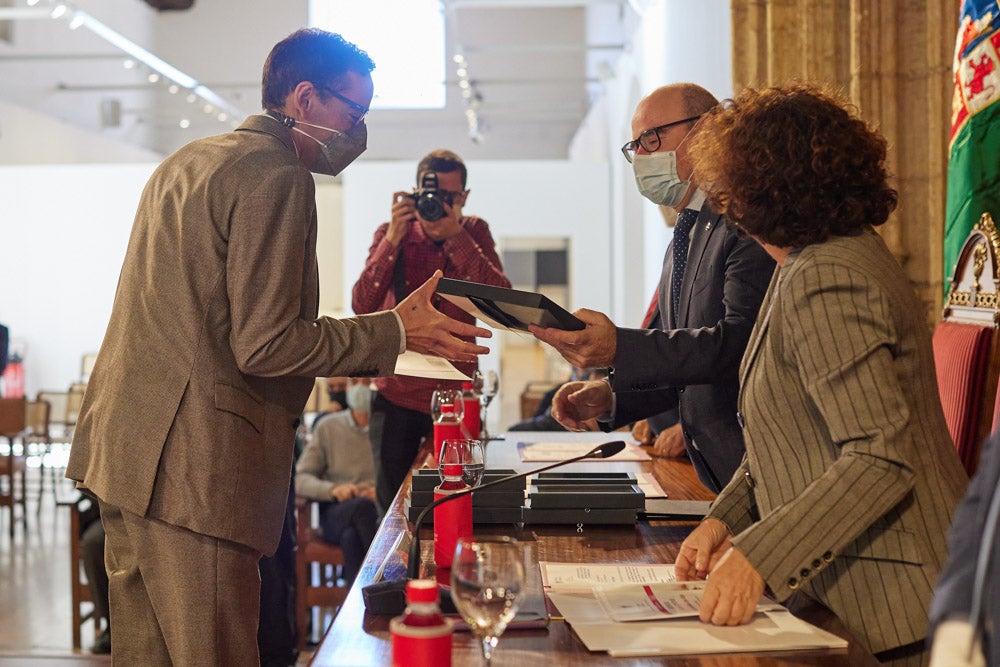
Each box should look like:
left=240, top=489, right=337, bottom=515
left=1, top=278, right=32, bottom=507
left=352, top=216, right=510, bottom=413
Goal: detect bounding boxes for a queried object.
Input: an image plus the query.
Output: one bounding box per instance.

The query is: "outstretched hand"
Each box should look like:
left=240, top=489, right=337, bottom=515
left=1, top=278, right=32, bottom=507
left=395, top=270, right=492, bottom=363
left=549, top=380, right=613, bottom=431
left=528, top=309, right=617, bottom=367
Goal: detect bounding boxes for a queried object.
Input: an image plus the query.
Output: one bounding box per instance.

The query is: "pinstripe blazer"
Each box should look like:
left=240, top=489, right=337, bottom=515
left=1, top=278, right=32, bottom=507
left=709, top=227, right=968, bottom=654
left=66, top=115, right=401, bottom=555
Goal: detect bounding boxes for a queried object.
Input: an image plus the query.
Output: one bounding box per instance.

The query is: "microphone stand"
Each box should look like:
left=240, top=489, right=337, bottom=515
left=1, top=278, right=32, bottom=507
left=362, top=440, right=626, bottom=615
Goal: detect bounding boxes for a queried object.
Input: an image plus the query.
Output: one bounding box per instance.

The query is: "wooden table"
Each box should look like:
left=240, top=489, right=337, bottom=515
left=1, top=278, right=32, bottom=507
left=310, top=434, right=877, bottom=666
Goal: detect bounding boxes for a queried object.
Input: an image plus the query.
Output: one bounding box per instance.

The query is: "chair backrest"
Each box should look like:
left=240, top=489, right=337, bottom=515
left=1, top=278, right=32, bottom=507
left=0, top=396, right=26, bottom=438
left=935, top=212, right=1000, bottom=475
left=37, top=391, right=69, bottom=427
left=66, top=385, right=86, bottom=427
left=24, top=399, right=50, bottom=438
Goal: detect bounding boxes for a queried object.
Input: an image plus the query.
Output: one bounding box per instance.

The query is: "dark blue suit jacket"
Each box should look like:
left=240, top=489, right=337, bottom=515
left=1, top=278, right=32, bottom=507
left=929, top=431, right=1000, bottom=663
left=606, top=204, right=774, bottom=492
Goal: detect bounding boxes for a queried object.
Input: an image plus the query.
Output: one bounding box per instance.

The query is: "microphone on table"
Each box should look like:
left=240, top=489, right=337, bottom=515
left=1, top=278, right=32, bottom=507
left=362, top=440, right=627, bottom=615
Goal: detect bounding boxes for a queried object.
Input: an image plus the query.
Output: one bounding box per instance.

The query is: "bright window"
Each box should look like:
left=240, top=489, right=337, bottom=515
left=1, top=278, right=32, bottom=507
left=309, top=0, right=446, bottom=109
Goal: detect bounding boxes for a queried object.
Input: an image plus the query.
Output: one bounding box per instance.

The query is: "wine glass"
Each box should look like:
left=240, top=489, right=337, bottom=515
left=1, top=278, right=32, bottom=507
left=451, top=536, right=525, bottom=665
left=478, top=370, right=499, bottom=440
left=438, top=438, right=486, bottom=488
left=430, top=388, right=465, bottom=424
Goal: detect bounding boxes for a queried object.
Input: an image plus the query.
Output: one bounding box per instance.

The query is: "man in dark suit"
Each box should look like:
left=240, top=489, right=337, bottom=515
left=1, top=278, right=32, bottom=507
left=65, top=29, right=490, bottom=665
left=530, top=83, right=774, bottom=492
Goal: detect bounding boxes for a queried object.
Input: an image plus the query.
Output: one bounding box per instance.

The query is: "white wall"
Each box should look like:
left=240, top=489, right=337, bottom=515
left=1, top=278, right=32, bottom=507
left=0, top=100, right=161, bottom=164
left=0, top=163, right=155, bottom=396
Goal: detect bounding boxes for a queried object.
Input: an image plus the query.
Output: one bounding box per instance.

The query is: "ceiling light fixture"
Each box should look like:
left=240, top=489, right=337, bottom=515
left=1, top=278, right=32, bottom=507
left=453, top=53, right=486, bottom=144
left=0, top=1, right=246, bottom=123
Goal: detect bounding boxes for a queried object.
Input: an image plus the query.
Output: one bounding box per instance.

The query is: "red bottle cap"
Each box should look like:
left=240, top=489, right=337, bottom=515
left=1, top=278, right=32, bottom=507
left=406, top=579, right=439, bottom=603
left=462, top=381, right=474, bottom=389
left=441, top=404, right=454, bottom=414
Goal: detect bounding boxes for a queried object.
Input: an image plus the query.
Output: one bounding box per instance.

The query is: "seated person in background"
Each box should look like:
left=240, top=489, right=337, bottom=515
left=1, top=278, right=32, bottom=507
left=78, top=498, right=111, bottom=654
left=508, top=367, right=605, bottom=432
left=295, top=378, right=378, bottom=584
left=325, top=376, right=348, bottom=413
left=310, top=376, right=349, bottom=428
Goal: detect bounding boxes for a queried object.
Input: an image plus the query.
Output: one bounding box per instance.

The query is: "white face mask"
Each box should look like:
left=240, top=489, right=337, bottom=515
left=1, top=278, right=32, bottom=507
left=632, top=150, right=691, bottom=207
left=346, top=382, right=372, bottom=414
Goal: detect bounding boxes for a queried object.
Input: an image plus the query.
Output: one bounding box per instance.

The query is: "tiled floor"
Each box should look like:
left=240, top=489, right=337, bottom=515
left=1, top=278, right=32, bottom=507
left=0, top=445, right=111, bottom=664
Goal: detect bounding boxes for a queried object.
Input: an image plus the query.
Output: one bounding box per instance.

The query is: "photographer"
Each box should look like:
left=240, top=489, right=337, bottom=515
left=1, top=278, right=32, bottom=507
left=353, top=149, right=510, bottom=513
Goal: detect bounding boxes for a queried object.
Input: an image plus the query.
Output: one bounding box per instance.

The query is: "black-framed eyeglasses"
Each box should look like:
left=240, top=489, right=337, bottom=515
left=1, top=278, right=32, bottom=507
left=621, top=114, right=702, bottom=163
left=315, top=84, right=369, bottom=124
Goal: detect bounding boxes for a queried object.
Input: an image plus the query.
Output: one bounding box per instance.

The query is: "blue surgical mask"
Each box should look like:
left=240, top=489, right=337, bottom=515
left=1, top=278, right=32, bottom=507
left=346, top=382, right=372, bottom=414
left=632, top=150, right=692, bottom=207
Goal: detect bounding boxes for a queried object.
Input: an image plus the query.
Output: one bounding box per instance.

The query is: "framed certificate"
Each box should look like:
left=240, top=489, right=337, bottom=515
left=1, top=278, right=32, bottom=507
left=435, top=278, right=584, bottom=332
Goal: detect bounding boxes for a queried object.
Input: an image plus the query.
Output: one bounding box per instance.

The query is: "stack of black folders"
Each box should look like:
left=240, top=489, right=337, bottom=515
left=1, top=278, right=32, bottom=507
left=523, top=471, right=644, bottom=526
left=406, top=468, right=526, bottom=524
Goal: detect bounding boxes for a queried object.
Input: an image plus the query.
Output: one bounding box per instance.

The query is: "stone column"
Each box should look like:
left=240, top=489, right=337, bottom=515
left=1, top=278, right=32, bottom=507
left=731, top=0, right=956, bottom=323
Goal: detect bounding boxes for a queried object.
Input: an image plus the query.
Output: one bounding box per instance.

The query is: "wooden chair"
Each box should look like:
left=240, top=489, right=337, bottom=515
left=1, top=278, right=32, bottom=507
left=0, top=396, right=28, bottom=538
left=295, top=495, right=348, bottom=651
left=934, top=212, right=1000, bottom=475
left=23, top=397, right=56, bottom=510
left=37, top=390, right=70, bottom=441
left=58, top=492, right=101, bottom=650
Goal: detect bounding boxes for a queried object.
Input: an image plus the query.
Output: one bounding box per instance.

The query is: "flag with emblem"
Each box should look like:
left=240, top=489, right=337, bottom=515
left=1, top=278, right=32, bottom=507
left=946, top=0, right=1000, bottom=286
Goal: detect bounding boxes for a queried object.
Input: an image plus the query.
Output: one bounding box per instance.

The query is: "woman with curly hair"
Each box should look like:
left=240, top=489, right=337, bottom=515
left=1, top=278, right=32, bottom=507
left=673, top=83, right=968, bottom=666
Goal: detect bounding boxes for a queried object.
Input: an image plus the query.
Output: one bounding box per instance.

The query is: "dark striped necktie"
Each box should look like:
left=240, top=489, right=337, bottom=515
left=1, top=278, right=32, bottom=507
left=670, top=207, right=699, bottom=321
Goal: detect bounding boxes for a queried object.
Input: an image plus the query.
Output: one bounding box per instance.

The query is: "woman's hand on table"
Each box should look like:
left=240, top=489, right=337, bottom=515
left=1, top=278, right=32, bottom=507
left=699, top=547, right=766, bottom=626
left=675, top=517, right=732, bottom=580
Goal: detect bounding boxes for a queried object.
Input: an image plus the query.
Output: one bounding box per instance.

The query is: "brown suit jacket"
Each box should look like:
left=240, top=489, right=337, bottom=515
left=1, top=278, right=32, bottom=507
left=66, top=115, right=400, bottom=555
left=709, top=228, right=968, bottom=654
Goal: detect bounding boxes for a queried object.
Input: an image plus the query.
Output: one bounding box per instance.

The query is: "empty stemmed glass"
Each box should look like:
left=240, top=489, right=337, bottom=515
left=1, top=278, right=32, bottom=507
left=475, top=370, right=500, bottom=440
left=430, top=388, right=465, bottom=425
left=438, top=438, right=486, bottom=488
left=450, top=536, right=525, bottom=665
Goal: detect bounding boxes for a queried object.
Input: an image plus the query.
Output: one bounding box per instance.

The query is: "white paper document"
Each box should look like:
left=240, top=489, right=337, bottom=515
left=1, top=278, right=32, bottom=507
left=540, top=562, right=677, bottom=591
left=393, top=350, right=471, bottom=381
left=595, top=580, right=782, bottom=622
left=541, top=561, right=848, bottom=657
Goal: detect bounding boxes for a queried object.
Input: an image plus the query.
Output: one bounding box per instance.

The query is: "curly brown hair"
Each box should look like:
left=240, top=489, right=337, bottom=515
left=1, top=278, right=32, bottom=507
left=688, top=83, right=898, bottom=248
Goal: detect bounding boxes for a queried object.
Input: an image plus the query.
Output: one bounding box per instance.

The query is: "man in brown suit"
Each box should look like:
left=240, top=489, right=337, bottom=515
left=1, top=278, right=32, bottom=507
left=65, top=29, right=490, bottom=665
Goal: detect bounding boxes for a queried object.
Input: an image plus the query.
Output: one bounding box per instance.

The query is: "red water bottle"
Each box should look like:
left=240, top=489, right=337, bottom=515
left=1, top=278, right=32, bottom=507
left=1, top=361, right=24, bottom=398
left=433, top=463, right=472, bottom=568
left=390, top=579, right=453, bottom=667
left=433, top=404, right=463, bottom=462
left=460, top=381, right=481, bottom=439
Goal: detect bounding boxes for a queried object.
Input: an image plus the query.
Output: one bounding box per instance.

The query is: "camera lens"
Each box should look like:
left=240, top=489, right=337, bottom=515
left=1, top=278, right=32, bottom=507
left=416, top=192, right=445, bottom=221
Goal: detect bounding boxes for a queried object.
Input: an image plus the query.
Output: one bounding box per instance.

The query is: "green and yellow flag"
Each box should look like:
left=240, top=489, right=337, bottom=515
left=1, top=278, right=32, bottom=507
left=946, top=0, right=1000, bottom=286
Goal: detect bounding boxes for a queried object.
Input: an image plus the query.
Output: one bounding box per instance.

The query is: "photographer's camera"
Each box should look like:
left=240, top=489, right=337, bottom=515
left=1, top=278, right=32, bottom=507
left=411, top=172, right=447, bottom=222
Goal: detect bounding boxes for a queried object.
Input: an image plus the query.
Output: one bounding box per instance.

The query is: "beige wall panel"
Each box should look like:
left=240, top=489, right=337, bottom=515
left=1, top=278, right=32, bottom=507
left=731, top=0, right=955, bottom=324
